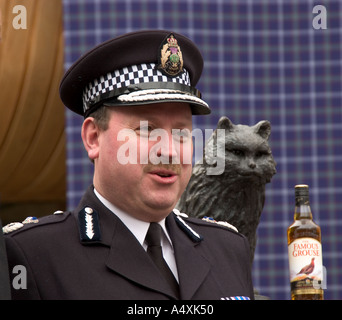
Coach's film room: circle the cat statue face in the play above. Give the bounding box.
[204,117,276,184]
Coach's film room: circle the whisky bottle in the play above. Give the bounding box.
[287,184,324,300]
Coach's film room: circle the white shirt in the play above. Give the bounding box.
[94,189,179,281]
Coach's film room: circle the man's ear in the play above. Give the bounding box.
[81,117,100,161]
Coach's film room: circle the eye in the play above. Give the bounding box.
[230,149,245,157]
[172,128,191,143]
[255,151,269,158]
[136,125,153,137]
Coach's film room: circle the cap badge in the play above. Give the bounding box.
[157,34,184,77]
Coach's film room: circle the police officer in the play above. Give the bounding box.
[0,219,10,300]
[4,30,254,300]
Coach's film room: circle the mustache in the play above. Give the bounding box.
[143,163,182,175]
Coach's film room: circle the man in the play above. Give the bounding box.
[0,219,11,300]
[4,30,254,300]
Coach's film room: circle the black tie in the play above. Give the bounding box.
[145,222,179,298]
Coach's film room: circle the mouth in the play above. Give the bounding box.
[238,169,262,177]
[147,169,179,184]
[236,171,267,184]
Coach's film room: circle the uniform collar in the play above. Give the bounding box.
[93,188,173,250]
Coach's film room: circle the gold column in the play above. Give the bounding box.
[0,0,66,224]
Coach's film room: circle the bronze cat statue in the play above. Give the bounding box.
[177,116,276,263]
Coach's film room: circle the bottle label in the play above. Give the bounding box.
[288,238,323,294]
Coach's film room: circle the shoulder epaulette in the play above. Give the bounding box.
[2,222,24,234]
[202,216,239,233]
[2,210,69,235]
[2,216,39,234]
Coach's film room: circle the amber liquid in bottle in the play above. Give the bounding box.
[287,185,324,300]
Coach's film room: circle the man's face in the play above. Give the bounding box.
[84,102,193,222]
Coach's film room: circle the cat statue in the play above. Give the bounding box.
[177,116,276,264]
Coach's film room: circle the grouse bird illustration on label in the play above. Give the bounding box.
[297,258,315,275]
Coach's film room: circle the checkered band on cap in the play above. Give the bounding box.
[82,63,191,113]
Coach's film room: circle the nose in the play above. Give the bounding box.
[150,130,179,164]
[249,162,256,169]
[157,135,178,162]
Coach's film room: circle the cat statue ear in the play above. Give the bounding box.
[217,116,271,140]
[217,116,235,131]
[254,120,271,140]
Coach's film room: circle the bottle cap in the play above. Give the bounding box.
[295,184,309,188]
[295,184,309,199]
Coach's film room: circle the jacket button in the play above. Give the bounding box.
[85,207,93,215]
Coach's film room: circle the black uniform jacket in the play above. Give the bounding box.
[4,186,254,300]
